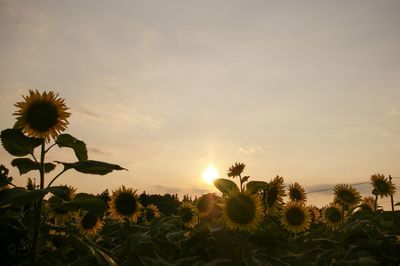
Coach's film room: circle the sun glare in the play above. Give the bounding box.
[202,165,219,184]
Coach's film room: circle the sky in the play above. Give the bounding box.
[0,0,399,207]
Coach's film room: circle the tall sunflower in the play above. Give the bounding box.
[265,175,286,214]
[288,182,307,203]
[14,90,70,141]
[322,203,342,229]
[221,191,263,231]
[142,204,161,224]
[77,211,104,235]
[196,193,222,223]
[227,162,246,178]
[109,186,142,223]
[333,183,361,207]
[280,202,311,233]
[179,202,198,228]
[371,174,396,198]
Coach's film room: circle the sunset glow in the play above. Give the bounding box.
[202,165,219,185]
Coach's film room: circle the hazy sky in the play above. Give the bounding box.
[1,0,399,207]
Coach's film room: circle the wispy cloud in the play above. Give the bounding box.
[151,184,210,196]
[236,146,263,155]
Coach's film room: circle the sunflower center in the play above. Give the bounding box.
[81,212,98,229]
[197,197,210,213]
[285,207,305,226]
[181,207,193,222]
[290,189,302,201]
[146,209,155,221]
[226,194,255,225]
[338,190,355,204]
[26,101,59,132]
[266,188,278,207]
[376,180,389,194]
[114,192,138,216]
[325,207,341,223]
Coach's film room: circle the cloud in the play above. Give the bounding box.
[386,107,400,116]
[304,182,373,196]
[236,145,263,155]
[150,184,210,196]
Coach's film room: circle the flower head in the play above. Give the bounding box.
[179,202,198,228]
[109,186,142,223]
[288,182,307,203]
[308,205,320,223]
[360,196,375,211]
[333,183,361,207]
[227,162,245,178]
[265,175,286,214]
[280,202,311,233]
[14,90,70,141]
[77,212,104,235]
[221,191,263,231]
[371,174,396,198]
[47,196,75,225]
[322,203,342,229]
[196,193,223,223]
[142,204,161,224]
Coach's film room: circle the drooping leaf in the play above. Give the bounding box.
[1,128,42,157]
[0,165,12,187]
[56,160,127,175]
[56,134,88,161]
[11,158,56,175]
[213,178,239,196]
[63,193,106,216]
[246,181,269,194]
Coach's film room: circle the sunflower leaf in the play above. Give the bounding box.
[1,128,42,157]
[213,178,239,196]
[56,134,88,161]
[11,158,56,175]
[0,187,48,207]
[63,193,106,216]
[55,160,127,175]
[246,181,269,194]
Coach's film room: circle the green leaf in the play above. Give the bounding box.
[1,128,42,157]
[56,134,88,161]
[56,160,127,175]
[0,187,47,207]
[64,193,106,216]
[213,178,239,196]
[11,158,56,175]
[246,181,268,194]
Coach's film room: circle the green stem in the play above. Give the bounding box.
[32,140,46,265]
[47,169,67,188]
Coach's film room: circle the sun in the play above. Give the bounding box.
[202,165,219,184]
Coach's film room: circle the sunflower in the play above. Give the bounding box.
[280,202,311,233]
[227,162,245,178]
[109,186,142,223]
[13,90,70,141]
[77,211,104,235]
[288,182,307,203]
[371,174,396,198]
[179,202,198,228]
[322,203,342,229]
[142,204,161,224]
[265,175,286,214]
[308,205,320,223]
[333,183,361,207]
[46,186,76,225]
[221,191,263,231]
[47,196,76,225]
[196,193,223,223]
[360,196,375,211]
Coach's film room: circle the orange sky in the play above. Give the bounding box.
[0,0,399,208]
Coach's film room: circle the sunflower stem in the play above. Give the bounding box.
[32,140,46,265]
[374,194,378,212]
[47,169,67,188]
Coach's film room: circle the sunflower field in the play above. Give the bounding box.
[1,91,400,266]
